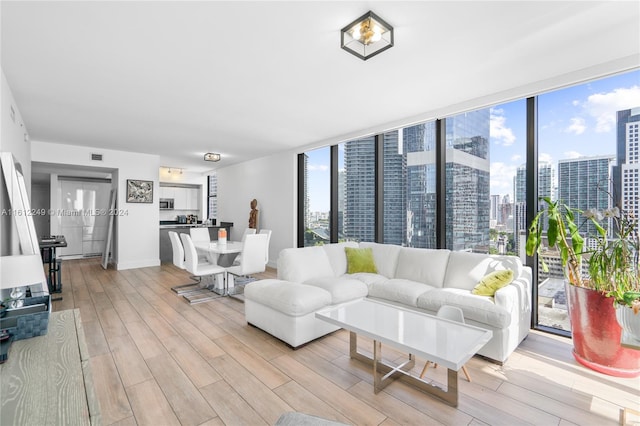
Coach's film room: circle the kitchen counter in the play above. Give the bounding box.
[159,224,221,229]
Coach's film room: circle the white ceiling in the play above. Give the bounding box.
[2,1,639,175]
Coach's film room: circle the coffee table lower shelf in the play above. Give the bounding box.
[348,331,459,406]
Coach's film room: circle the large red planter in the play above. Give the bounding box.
[566,283,640,377]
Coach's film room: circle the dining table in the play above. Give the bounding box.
[193,240,243,267]
[193,240,244,294]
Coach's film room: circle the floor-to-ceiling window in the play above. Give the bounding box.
[536,71,640,332]
[303,147,331,246]
[298,69,639,335]
[382,124,436,247]
[207,174,217,221]
[488,100,526,259]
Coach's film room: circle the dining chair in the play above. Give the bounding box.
[258,229,272,264]
[225,233,268,297]
[190,227,212,262]
[180,233,227,301]
[419,305,472,382]
[233,228,257,265]
[168,231,202,294]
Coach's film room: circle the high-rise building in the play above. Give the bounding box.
[512,162,554,252]
[404,122,437,248]
[344,137,376,242]
[445,110,490,252]
[558,155,614,237]
[383,131,406,245]
[490,194,501,224]
[344,110,491,251]
[615,107,640,224]
[343,135,407,243]
[613,108,640,209]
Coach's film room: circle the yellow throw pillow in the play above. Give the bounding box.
[345,247,378,274]
[472,270,514,296]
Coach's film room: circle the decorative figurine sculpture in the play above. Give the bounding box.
[249,198,259,229]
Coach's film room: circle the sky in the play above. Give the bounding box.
[306,70,640,212]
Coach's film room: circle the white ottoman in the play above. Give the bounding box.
[244,279,338,348]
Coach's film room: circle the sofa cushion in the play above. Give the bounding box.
[416,288,511,328]
[443,251,523,291]
[323,241,359,276]
[368,279,438,307]
[277,246,335,283]
[359,242,403,278]
[348,272,389,287]
[304,277,369,304]
[345,247,378,274]
[394,247,451,288]
[472,270,514,296]
[244,279,331,317]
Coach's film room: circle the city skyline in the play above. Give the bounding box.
[306,70,639,213]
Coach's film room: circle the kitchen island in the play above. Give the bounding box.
[159,221,233,263]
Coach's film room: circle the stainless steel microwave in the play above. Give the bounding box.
[159,198,174,210]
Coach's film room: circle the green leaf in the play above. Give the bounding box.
[547,217,558,247]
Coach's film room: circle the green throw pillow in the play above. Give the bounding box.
[345,247,378,274]
[472,270,514,296]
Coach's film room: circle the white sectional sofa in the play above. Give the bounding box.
[244,241,532,363]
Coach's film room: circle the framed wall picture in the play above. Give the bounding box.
[126,179,153,203]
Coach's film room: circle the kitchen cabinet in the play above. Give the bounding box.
[159,185,200,211]
[187,188,199,210]
[173,187,187,209]
[160,186,177,200]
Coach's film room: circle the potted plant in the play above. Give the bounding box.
[526,196,640,378]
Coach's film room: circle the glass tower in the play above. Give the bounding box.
[445,109,491,252]
[558,156,614,238]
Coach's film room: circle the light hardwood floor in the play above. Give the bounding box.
[50,258,640,426]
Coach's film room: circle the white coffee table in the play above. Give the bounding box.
[315,299,492,407]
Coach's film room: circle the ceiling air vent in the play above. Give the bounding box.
[91,153,103,161]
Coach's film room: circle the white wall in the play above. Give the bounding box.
[217,150,297,268]
[31,141,160,270]
[1,70,33,255]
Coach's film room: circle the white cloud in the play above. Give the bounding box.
[564,150,583,159]
[583,85,640,133]
[490,108,516,146]
[539,153,553,164]
[490,161,518,197]
[308,164,329,172]
[565,117,586,135]
[511,154,522,163]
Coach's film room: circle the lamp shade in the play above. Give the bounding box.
[341,11,394,61]
[0,254,46,291]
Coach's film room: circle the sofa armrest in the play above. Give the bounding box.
[494,266,532,314]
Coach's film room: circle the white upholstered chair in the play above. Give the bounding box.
[258,229,272,264]
[232,228,257,265]
[180,233,226,301]
[190,227,212,263]
[226,233,268,296]
[168,231,201,294]
[419,305,472,382]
